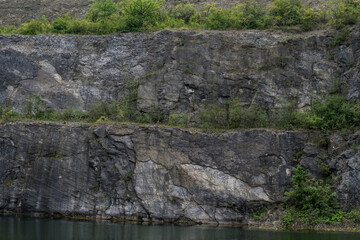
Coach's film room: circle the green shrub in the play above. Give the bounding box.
[23,94,54,120]
[282,166,342,227]
[282,208,296,228]
[203,1,268,30]
[92,18,119,34]
[347,208,360,223]
[0,106,4,118]
[235,0,268,29]
[250,206,267,221]
[333,27,351,45]
[88,100,122,122]
[300,7,320,31]
[19,15,51,35]
[119,0,165,31]
[52,13,72,34]
[200,100,268,129]
[309,95,360,130]
[267,104,305,129]
[141,105,165,124]
[328,0,360,29]
[168,112,190,127]
[168,4,198,24]
[55,108,88,121]
[200,104,229,129]
[153,13,187,29]
[86,0,119,22]
[0,106,19,121]
[268,0,303,26]
[120,79,140,121]
[0,25,17,34]
[60,18,118,35]
[65,19,90,34]
[2,0,360,35]
[204,6,235,30]
[229,103,268,128]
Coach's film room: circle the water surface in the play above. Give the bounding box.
[1,216,359,240]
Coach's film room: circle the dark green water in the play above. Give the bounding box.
[1,216,360,240]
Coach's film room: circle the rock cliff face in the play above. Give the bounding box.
[1,29,360,117]
[1,8,360,224]
[0,122,359,224]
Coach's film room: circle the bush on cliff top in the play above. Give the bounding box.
[119,0,164,31]
[18,16,51,35]
[86,0,119,22]
[327,0,360,29]
[268,0,303,26]
[1,0,360,35]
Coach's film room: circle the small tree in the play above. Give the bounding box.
[119,0,165,31]
[86,0,119,22]
[19,15,51,35]
[283,166,342,227]
[268,0,303,26]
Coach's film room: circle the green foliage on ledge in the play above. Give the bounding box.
[199,95,360,130]
[0,0,360,35]
[1,94,360,131]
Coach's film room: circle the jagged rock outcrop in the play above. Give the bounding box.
[1,28,360,117]
[0,122,359,224]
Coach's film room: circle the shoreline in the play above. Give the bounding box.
[2,211,360,233]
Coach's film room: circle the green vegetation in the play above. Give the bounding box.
[202,1,267,30]
[168,112,190,127]
[200,101,269,129]
[120,0,165,31]
[327,0,360,29]
[250,206,268,221]
[0,82,165,124]
[1,0,360,35]
[86,0,118,22]
[2,94,360,131]
[282,166,360,228]
[304,95,360,130]
[198,95,360,130]
[282,166,341,227]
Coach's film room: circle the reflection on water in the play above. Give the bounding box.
[1,216,360,240]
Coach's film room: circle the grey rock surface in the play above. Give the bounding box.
[0,0,92,26]
[0,122,357,224]
[1,29,360,118]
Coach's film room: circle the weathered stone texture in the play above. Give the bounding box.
[1,29,360,118]
[0,0,91,26]
[1,122,358,224]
